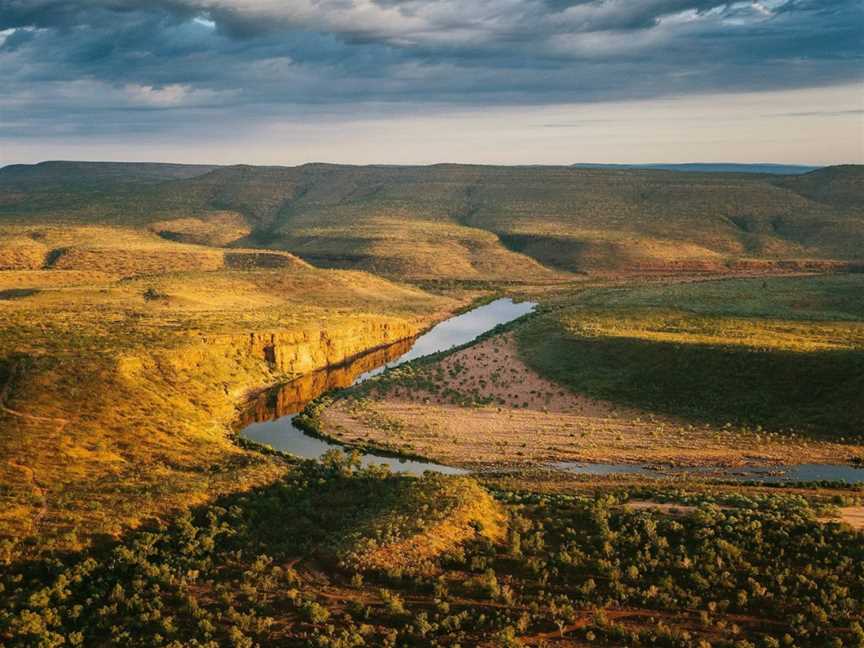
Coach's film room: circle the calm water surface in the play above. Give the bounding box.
[241,298,536,474]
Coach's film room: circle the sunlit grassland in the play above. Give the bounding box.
[0,223,316,277]
[518,275,864,437]
[268,218,565,282]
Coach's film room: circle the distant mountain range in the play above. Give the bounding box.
[570,163,821,175]
[0,160,861,278]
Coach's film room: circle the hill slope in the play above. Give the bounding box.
[0,161,861,279]
[0,160,220,187]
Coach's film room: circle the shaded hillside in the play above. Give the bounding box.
[518,275,864,437]
[774,165,864,209]
[1,161,862,278]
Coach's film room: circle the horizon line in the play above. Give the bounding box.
[2,159,849,171]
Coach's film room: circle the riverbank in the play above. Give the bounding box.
[240,298,537,472]
[309,275,864,476]
[318,330,862,470]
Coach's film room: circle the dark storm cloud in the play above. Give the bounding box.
[1,0,862,137]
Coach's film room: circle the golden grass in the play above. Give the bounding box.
[0,270,118,289]
[0,224,320,279]
[276,218,568,282]
[148,211,251,246]
[500,227,730,272]
[0,225,226,276]
[338,476,505,574]
[560,309,864,352]
[0,237,48,270]
[519,275,864,436]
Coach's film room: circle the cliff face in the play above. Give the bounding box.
[0,244,459,555]
[236,337,414,427]
[0,312,435,551]
[238,317,419,376]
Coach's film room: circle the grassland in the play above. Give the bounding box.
[518,275,864,437]
[1,161,863,645]
[0,254,468,557]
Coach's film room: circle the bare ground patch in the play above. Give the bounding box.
[821,506,864,531]
[623,501,699,515]
[319,333,857,469]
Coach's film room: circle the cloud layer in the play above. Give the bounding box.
[1,0,862,153]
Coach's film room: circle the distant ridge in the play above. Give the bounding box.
[0,160,222,186]
[570,162,821,175]
[1,161,825,176]
[1,160,861,278]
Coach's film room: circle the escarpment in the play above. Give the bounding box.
[0,229,458,553]
[240,317,419,375]
[236,337,415,426]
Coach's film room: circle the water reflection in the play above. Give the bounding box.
[236,338,414,428]
[356,298,536,381]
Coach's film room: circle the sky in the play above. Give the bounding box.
[1,0,862,166]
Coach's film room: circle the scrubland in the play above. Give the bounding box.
[2,454,862,647]
[3,162,863,280]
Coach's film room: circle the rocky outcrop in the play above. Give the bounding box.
[237,319,418,375]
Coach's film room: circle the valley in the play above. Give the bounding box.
[0,161,862,647]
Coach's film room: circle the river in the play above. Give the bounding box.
[240,297,536,474]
